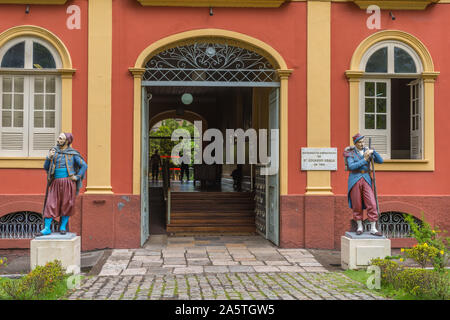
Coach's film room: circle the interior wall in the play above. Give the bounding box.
[391,78,413,159]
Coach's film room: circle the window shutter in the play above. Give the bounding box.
[409,79,422,159]
[360,79,390,159]
[29,76,60,157]
[0,75,28,156]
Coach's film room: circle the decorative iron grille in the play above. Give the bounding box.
[363,211,422,238]
[0,211,59,239]
[144,43,278,83]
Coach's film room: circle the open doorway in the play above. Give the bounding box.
[143,85,280,242]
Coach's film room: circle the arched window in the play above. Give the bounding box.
[359,41,423,160]
[0,37,62,157]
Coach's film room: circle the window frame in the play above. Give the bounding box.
[0,36,62,70]
[0,37,62,158]
[345,30,438,172]
[0,26,74,168]
[358,41,424,162]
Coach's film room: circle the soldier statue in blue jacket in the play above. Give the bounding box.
[344,133,383,236]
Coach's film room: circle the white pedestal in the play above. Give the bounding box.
[30,233,81,274]
[341,232,391,270]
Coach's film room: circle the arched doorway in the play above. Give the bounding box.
[130,29,292,246]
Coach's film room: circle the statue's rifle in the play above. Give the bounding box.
[41,147,56,233]
[368,138,381,224]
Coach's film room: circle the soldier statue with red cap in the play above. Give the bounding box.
[343,133,383,236]
[36,132,87,237]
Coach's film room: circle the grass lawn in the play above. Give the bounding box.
[344,269,450,300]
[0,275,71,300]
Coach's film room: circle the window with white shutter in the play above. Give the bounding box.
[0,37,61,157]
[359,41,423,160]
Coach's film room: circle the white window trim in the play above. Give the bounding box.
[359,40,423,75]
[0,36,62,69]
[359,41,425,161]
[0,37,62,158]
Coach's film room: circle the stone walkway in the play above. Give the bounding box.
[66,235,387,300]
[98,235,327,276]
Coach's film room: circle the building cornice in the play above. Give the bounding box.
[352,0,440,10]
[0,0,67,4]
[136,0,288,7]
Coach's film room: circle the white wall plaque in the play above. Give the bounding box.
[301,148,337,171]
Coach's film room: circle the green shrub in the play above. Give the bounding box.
[0,260,65,300]
[371,258,450,299]
[403,243,440,268]
[404,214,449,271]
[395,268,449,299]
[371,258,403,285]
[0,257,7,268]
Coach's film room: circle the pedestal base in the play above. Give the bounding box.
[341,232,391,270]
[30,233,80,274]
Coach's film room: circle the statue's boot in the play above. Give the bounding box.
[370,221,382,236]
[356,220,363,235]
[36,218,53,237]
[60,216,69,235]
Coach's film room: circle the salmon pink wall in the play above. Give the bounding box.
[330,3,450,196]
[111,0,307,194]
[0,0,88,195]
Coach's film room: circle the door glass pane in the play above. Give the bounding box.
[35,95,44,110]
[365,82,375,96]
[365,98,374,112]
[376,115,386,129]
[46,78,55,93]
[365,47,388,73]
[2,111,11,127]
[45,111,55,128]
[46,95,55,110]
[33,42,56,69]
[376,99,386,113]
[3,94,12,109]
[14,94,23,110]
[365,114,375,129]
[34,111,44,128]
[376,82,386,97]
[35,78,44,93]
[14,77,24,93]
[2,77,12,92]
[13,111,23,127]
[394,47,417,73]
[1,42,25,68]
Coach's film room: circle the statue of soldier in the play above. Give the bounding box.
[36,133,87,236]
[344,133,383,236]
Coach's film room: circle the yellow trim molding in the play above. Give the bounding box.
[352,0,440,10]
[131,29,290,195]
[0,25,74,169]
[346,30,439,171]
[306,1,333,195]
[137,0,287,7]
[85,0,113,194]
[0,0,67,4]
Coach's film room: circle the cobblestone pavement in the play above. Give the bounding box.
[66,235,386,300]
[67,272,385,300]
